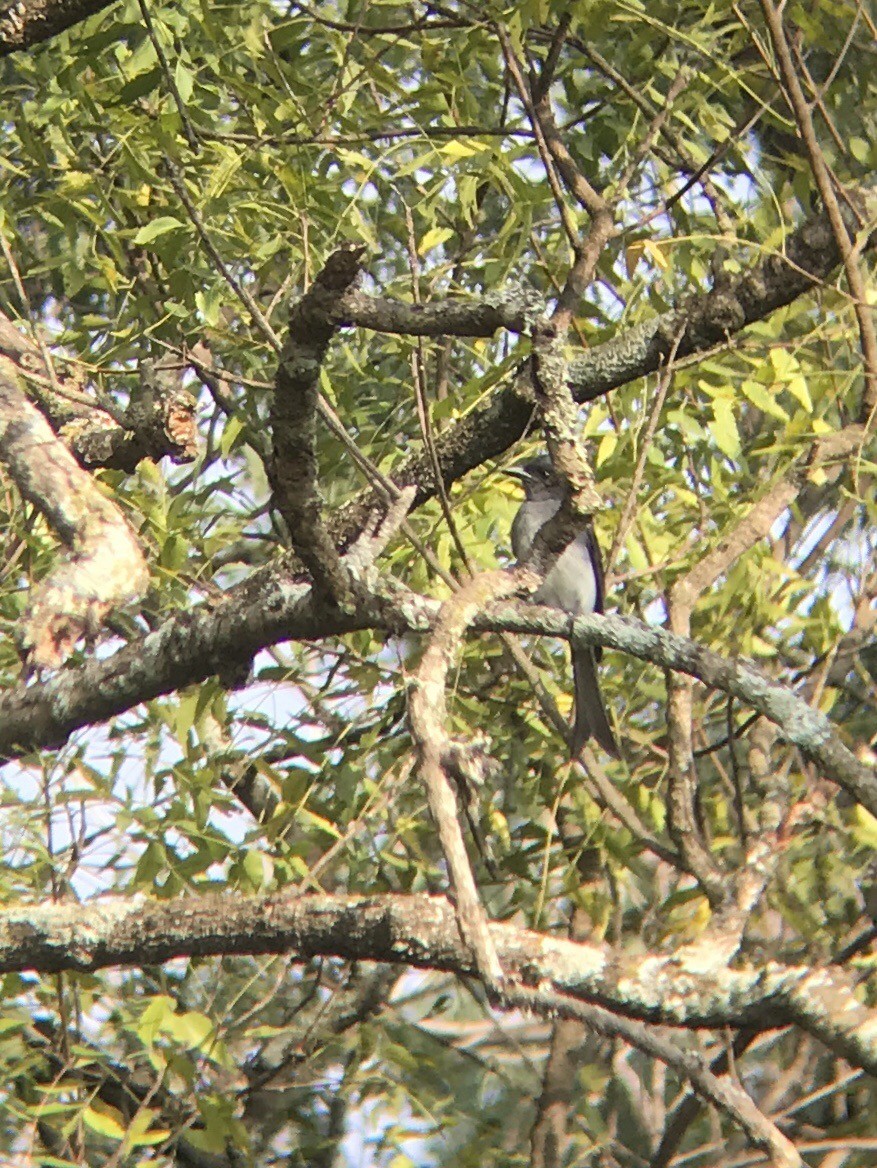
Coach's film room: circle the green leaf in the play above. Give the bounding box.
[162,1009,215,1051]
[740,379,789,421]
[195,285,222,327]
[849,136,871,164]
[83,1104,126,1140]
[439,139,483,160]
[219,413,245,455]
[418,226,454,254]
[784,375,812,410]
[137,995,177,1046]
[241,848,273,890]
[851,806,877,850]
[184,1127,228,1155]
[126,1107,171,1147]
[710,399,740,459]
[133,216,186,244]
[595,431,617,467]
[298,808,341,839]
[174,59,194,103]
[115,66,162,103]
[204,144,243,201]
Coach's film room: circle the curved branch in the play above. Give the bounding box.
[330,189,877,540]
[0,580,871,814]
[1,889,874,1078]
[0,368,149,668]
[270,244,367,606]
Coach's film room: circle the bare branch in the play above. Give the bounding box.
[758,0,877,417]
[666,665,728,907]
[1,889,875,1077]
[269,244,367,607]
[499,26,613,329]
[0,368,148,669]
[329,285,534,336]
[409,571,519,989]
[343,484,417,576]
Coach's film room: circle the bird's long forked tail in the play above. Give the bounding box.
[571,647,619,758]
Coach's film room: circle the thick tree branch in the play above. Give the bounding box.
[0,0,115,56]
[328,285,534,336]
[269,244,367,607]
[329,190,877,540]
[0,580,872,817]
[0,313,197,471]
[1,890,875,1077]
[0,368,149,668]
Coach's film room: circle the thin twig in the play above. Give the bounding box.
[137,0,198,149]
[498,28,581,250]
[507,983,803,1168]
[758,0,877,419]
[606,331,683,577]
[403,205,472,577]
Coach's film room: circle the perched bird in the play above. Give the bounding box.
[508,456,619,758]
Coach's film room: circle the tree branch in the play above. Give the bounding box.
[329,190,877,540]
[510,981,803,1168]
[0,368,149,669]
[0,0,116,56]
[0,585,872,816]
[0,312,197,471]
[758,0,877,416]
[328,285,534,336]
[409,571,518,989]
[1,890,875,1077]
[269,244,367,607]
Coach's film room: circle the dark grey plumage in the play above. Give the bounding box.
[509,456,619,758]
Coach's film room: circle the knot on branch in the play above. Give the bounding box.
[313,242,369,292]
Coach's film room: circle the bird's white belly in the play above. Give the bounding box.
[511,500,598,616]
[535,538,597,616]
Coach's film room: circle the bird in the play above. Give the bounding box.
[508,455,619,758]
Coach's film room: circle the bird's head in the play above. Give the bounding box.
[505,455,561,501]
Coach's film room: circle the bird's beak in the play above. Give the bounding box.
[504,465,530,483]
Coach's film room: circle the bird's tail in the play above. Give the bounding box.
[572,648,619,758]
